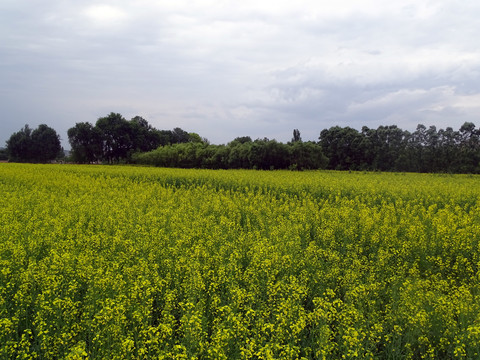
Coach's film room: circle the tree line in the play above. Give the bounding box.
[131,121,480,173]
[319,123,480,173]
[66,112,201,164]
[66,112,327,170]
[3,111,480,173]
[132,137,328,170]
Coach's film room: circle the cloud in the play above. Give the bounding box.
[82,4,128,24]
[1,1,480,147]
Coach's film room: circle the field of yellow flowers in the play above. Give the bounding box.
[1,163,480,359]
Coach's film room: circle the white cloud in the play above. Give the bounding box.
[82,5,128,24]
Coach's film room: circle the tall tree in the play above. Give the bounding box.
[373,125,408,171]
[6,124,61,163]
[129,116,162,152]
[249,139,290,170]
[437,127,459,172]
[171,127,190,144]
[292,129,302,143]
[227,141,252,169]
[96,113,132,163]
[457,122,480,172]
[289,141,327,170]
[6,125,33,162]
[31,124,63,163]
[319,126,364,170]
[0,148,7,161]
[68,122,102,163]
[157,130,173,146]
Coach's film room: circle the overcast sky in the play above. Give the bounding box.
[2,0,480,148]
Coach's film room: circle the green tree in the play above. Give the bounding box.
[319,126,364,170]
[289,141,328,170]
[188,132,204,144]
[96,113,133,163]
[6,125,33,162]
[157,130,174,146]
[457,122,480,172]
[67,122,102,163]
[0,148,7,161]
[437,127,459,172]
[129,116,163,153]
[371,125,408,171]
[292,129,302,143]
[6,124,61,163]
[249,139,290,170]
[231,136,252,145]
[31,124,63,162]
[171,127,190,144]
[227,141,252,169]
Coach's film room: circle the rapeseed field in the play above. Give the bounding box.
[1,163,479,359]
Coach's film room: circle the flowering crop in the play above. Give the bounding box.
[1,164,480,359]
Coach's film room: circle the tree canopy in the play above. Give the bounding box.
[6,124,62,163]
[318,122,480,173]
[67,113,196,163]
[0,148,7,161]
[133,138,328,170]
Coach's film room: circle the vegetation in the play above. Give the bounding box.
[1,163,480,359]
[4,111,480,172]
[0,148,7,161]
[133,122,480,173]
[319,123,480,173]
[132,138,328,170]
[67,113,199,164]
[5,124,62,163]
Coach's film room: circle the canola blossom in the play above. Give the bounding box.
[1,163,480,359]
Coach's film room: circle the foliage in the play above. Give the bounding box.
[61,111,479,173]
[1,164,480,359]
[292,129,302,143]
[67,122,102,163]
[319,126,364,170]
[0,148,7,161]
[133,140,328,170]
[67,113,196,164]
[319,123,480,173]
[96,113,135,163]
[6,124,62,163]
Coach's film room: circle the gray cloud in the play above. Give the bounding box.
[1,1,480,148]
